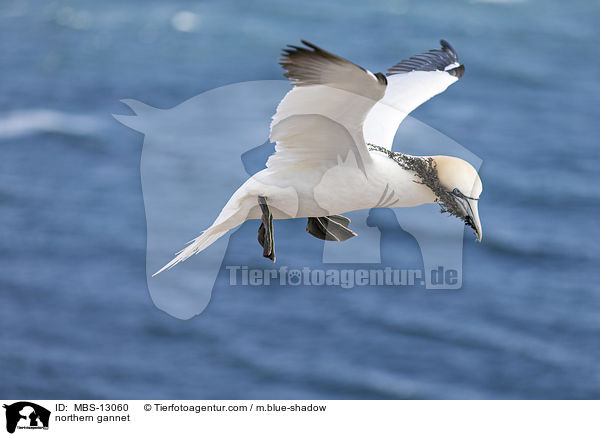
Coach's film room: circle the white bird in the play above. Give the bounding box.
[154,39,482,275]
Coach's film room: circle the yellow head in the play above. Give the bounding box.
[432,156,483,242]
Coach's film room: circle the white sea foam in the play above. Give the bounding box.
[0,109,104,139]
[171,11,200,33]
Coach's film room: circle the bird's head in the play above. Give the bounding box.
[431,155,483,242]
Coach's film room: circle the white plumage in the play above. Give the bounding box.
[154,39,482,275]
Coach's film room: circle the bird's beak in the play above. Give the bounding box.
[455,196,482,242]
[468,199,482,242]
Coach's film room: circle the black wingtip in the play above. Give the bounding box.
[440,39,458,57]
[387,39,463,77]
[281,41,320,59]
[300,40,319,51]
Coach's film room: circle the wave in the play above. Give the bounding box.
[0,109,105,139]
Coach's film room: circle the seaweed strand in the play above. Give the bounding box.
[367,143,468,222]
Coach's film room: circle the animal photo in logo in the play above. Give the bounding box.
[115,66,481,319]
[3,402,50,433]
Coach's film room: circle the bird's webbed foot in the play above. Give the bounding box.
[306,215,357,241]
[257,196,275,262]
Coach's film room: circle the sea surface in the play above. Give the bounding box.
[1,0,599,399]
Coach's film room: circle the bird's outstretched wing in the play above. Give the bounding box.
[267,41,387,172]
[363,40,465,151]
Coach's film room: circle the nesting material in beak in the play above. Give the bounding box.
[451,191,482,242]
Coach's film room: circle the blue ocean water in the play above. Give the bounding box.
[1,0,599,399]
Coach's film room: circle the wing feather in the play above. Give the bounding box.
[364,40,465,151]
[268,41,387,171]
[387,39,465,78]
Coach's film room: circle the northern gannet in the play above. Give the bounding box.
[154,40,482,275]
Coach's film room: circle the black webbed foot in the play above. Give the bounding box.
[306,215,357,241]
[257,196,275,262]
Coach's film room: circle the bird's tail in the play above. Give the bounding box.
[152,226,230,276]
[152,191,253,276]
